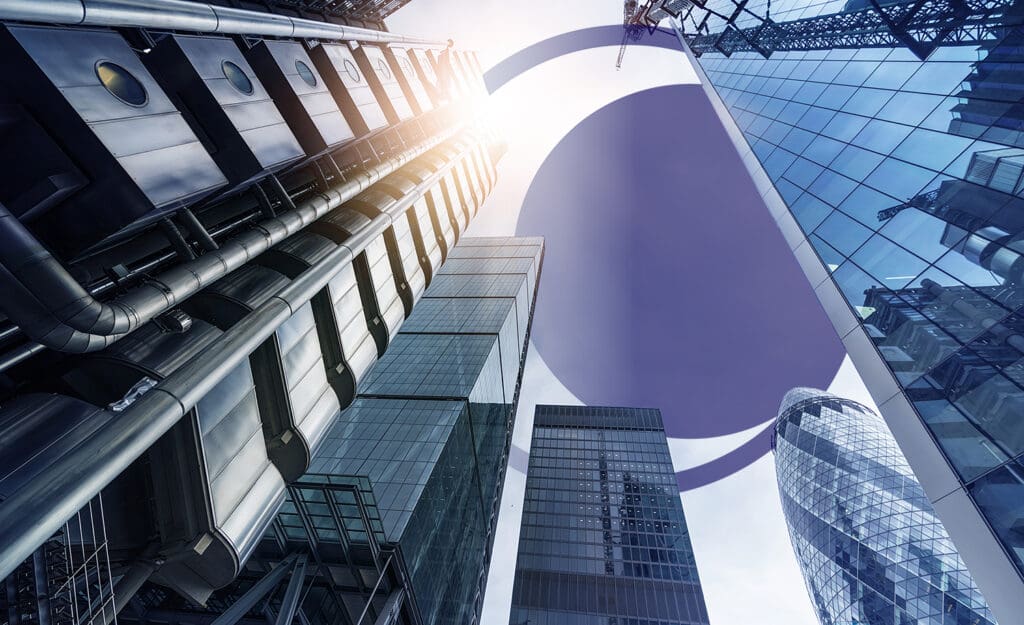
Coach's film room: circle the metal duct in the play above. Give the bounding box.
[309,42,390,137]
[0,127,458,354]
[0,0,442,46]
[0,132,500,583]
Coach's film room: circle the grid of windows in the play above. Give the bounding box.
[510,405,709,625]
[301,236,542,625]
[692,13,1024,581]
[774,388,995,624]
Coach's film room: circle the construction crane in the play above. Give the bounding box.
[681,0,1024,61]
[617,0,694,68]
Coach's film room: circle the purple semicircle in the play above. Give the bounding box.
[514,84,844,480]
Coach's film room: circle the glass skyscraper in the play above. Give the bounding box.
[675,1,1024,619]
[300,236,543,625]
[509,405,709,625]
[774,387,995,625]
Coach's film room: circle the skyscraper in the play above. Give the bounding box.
[509,405,710,625]
[673,1,1024,618]
[118,236,542,625]
[0,4,509,624]
[774,387,995,625]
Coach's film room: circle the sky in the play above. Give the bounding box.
[388,3,876,623]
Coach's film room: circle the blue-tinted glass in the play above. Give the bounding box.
[794,81,827,103]
[837,184,898,228]
[815,210,872,255]
[851,235,927,289]
[862,61,920,90]
[892,128,973,172]
[853,119,913,153]
[797,105,836,132]
[840,87,894,116]
[831,145,884,179]
[876,91,944,126]
[833,60,878,86]
[774,390,995,625]
[902,62,975,95]
[510,406,710,624]
[864,159,937,199]
[815,84,858,109]
[802,134,845,165]
[691,14,1024,589]
[808,169,858,206]
[792,193,833,232]
[821,111,868,141]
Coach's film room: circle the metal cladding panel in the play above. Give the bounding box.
[0,25,227,254]
[365,234,404,340]
[393,211,426,304]
[361,45,415,121]
[195,357,286,558]
[353,188,398,217]
[315,43,389,133]
[413,198,443,272]
[0,394,116,501]
[320,205,373,236]
[327,263,378,385]
[160,34,304,176]
[273,302,340,463]
[460,156,484,214]
[199,264,291,316]
[69,318,286,588]
[429,182,458,246]
[443,171,471,230]
[390,47,434,112]
[252,40,355,153]
[454,51,483,93]
[447,50,473,97]
[473,144,496,192]
[411,48,439,85]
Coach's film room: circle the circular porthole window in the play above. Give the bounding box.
[222,60,254,95]
[96,61,147,106]
[295,60,317,87]
[343,59,361,83]
[376,59,392,80]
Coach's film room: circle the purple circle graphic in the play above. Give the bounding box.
[514,85,844,480]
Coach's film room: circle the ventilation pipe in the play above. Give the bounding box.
[0,127,458,354]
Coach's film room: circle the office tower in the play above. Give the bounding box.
[510,405,710,625]
[774,388,995,625]
[119,236,542,625]
[671,1,1024,619]
[0,3,506,625]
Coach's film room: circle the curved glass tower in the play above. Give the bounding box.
[773,387,995,625]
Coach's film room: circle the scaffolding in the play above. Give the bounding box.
[618,0,694,67]
[119,476,413,625]
[682,0,1024,60]
[1,497,116,625]
[255,0,411,25]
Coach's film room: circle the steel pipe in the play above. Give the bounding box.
[0,133,496,582]
[0,0,442,46]
[0,126,457,354]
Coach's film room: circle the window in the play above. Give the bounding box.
[222,60,254,95]
[295,60,317,87]
[343,59,361,82]
[95,61,147,106]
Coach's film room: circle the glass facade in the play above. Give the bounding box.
[681,1,1024,614]
[509,405,709,625]
[306,236,543,625]
[774,388,995,625]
